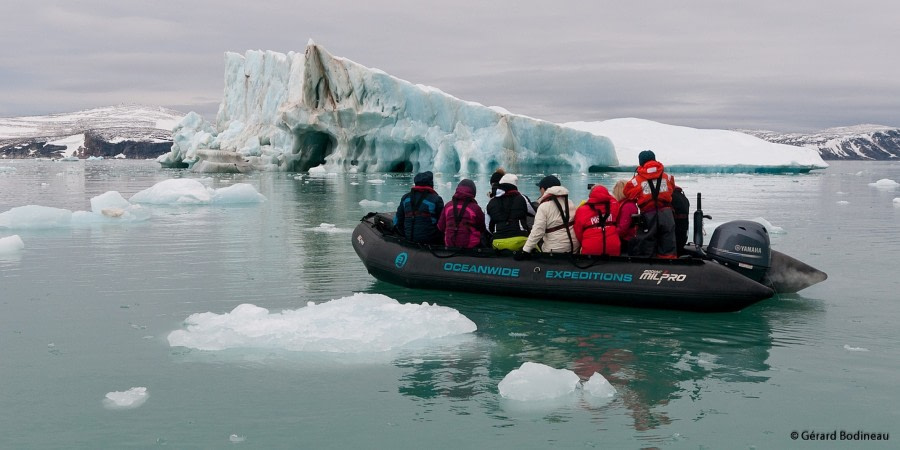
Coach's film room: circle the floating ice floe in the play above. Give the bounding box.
[129,179,266,204]
[366,179,386,185]
[102,387,149,410]
[703,216,784,237]
[0,205,72,229]
[0,191,151,229]
[868,178,899,189]
[498,362,581,401]
[0,235,25,254]
[359,199,394,208]
[843,345,870,352]
[167,293,477,353]
[0,166,16,173]
[893,198,900,205]
[836,200,850,205]
[583,372,617,399]
[307,165,337,177]
[498,362,617,403]
[76,191,151,223]
[749,217,785,234]
[309,223,352,234]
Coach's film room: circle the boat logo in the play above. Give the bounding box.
[356,235,365,246]
[395,252,409,269]
[734,244,762,254]
[639,269,687,285]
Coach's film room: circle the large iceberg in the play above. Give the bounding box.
[158,41,616,174]
[159,40,826,174]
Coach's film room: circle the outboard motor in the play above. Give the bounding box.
[706,220,771,282]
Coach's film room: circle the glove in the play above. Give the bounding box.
[513,250,532,261]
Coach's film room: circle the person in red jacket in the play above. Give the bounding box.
[624,150,678,258]
[573,184,621,256]
[438,179,487,248]
[572,184,621,256]
[612,179,639,254]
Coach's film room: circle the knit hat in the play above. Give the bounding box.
[413,171,434,187]
[457,178,476,196]
[536,175,561,190]
[498,173,518,187]
[638,150,656,166]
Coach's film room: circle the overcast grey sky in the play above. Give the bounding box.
[2,0,898,132]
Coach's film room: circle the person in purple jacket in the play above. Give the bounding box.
[438,179,487,248]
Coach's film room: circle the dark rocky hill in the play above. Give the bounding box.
[0,105,184,159]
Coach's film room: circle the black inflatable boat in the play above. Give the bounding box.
[351,200,826,312]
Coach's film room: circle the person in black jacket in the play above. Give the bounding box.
[393,171,444,244]
[485,173,530,250]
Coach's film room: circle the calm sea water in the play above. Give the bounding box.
[1,159,897,449]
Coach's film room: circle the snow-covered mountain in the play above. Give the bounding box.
[0,105,184,159]
[741,125,900,160]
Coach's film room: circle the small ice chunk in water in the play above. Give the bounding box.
[211,183,266,204]
[229,434,246,443]
[167,293,476,353]
[359,199,385,208]
[310,223,351,233]
[583,372,617,398]
[129,179,265,204]
[0,235,25,254]
[869,178,899,189]
[307,165,338,177]
[749,217,785,234]
[0,205,72,229]
[843,345,870,352]
[130,179,212,204]
[498,362,580,401]
[91,191,132,212]
[103,387,149,409]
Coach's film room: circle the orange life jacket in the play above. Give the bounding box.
[625,160,676,210]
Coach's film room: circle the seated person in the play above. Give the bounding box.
[522,175,580,254]
[487,168,506,200]
[393,171,444,244]
[438,179,487,248]
[612,179,639,254]
[486,174,530,251]
[487,168,536,228]
[573,184,621,256]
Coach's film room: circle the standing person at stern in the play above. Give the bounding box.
[625,150,678,258]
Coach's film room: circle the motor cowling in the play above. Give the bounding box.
[706,220,771,282]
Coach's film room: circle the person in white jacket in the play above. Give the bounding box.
[521,175,580,254]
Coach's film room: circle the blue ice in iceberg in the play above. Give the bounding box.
[158,41,827,174]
